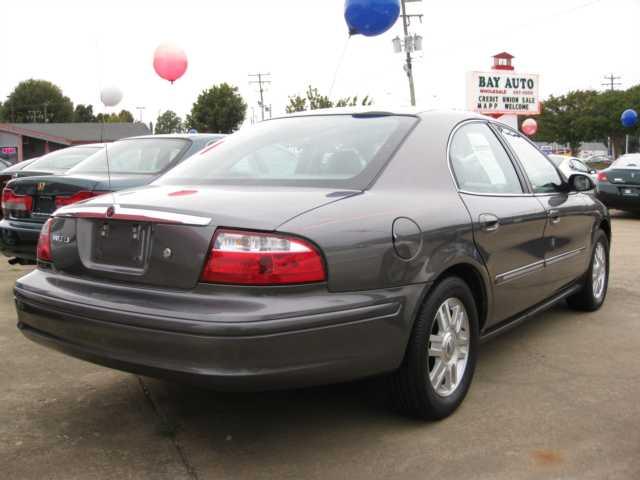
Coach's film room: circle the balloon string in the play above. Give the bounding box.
[329,36,351,99]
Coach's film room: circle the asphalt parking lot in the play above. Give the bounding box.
[2,211,639,480]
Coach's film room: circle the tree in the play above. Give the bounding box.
[285,85,373,113]
[0,79,73,123]
[95,109,135,123]
[73,104,96,122]
[155,110,183,134]
[186,83,247,133]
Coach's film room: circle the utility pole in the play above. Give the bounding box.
[393,0,422,106]
[136,106,146,123]
[601,74,622,157]
[249,73,271,121]
[602,73,622,91]
[401,0,415,106]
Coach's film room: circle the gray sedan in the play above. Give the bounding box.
[14,109,610,420]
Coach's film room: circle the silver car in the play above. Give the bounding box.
[548,155,597,183]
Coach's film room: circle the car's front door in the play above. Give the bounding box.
[449,121,549,326]
[497,126,592,295]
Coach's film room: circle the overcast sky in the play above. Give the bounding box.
[2,0,638,126]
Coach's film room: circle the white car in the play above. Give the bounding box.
[548,155,598,183]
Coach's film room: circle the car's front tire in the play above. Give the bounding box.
[390,276,479,420]
[567,229,610,311]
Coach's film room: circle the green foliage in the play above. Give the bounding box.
[73,104,96,122]
[155,110,183,134]
[535,86,640,156]
[95,110,135,123]
[286,85,374,113]
[186,83,247,134]
[0,79,73,122]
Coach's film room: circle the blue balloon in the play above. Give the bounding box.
[621,109,638,128]
[345,0,401,37]
[188,128,198,134]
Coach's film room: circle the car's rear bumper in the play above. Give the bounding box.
[0,218,42,261]
[15,269,426,390]
[597,185,640,211]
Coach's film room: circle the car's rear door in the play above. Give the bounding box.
[449,121,549,325]
[496,126,592,295]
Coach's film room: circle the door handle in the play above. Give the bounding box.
[548,209,561,224]
[478,213,500,232]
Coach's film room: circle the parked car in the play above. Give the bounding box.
[595,153,640,212]
[0,133,224,263]
[548,154,597,182]
[585,154,612,167]
[10,144,106,179]
[14,109,610,420]
[0,158,40,219]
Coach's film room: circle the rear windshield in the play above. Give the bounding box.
[155,114,417,189]
[25,146,102,171]
[613,155,640,168]
[67,138,189,175]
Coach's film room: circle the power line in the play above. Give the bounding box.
[249,73,271,121]
[602,73,622,91]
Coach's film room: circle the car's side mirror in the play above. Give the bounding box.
[589,169,597,175]
[568,173,595,192]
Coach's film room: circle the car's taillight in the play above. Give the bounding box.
[54,190,107,208]
[36,218,53,262]
[200,229,326,285]
[2,187,32,213]
[597,171,608,183]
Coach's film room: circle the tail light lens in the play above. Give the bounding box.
[55,190,107,208]
[36,218,53,262]
[597,171,608,183]
[2,187,32,214]
[200,229,326,285]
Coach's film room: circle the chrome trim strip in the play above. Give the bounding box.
[495,260,545,285]
[55,205,212,226]
[545,247,586,266]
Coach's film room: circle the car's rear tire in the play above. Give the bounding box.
[567,229,609,311]
[390,276,479,420]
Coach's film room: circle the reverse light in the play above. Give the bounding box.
[2,187,32,214]
[36,218,53,262]
[200,229,326,285]
[597,171,608,183]
[54,191,107,208]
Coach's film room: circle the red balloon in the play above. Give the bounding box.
[153,43,188,83]
[522,118,538,136]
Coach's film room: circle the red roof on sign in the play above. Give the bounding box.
[493,52,514,59]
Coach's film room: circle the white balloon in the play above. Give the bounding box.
[100,86,123,107]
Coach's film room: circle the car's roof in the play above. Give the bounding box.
[123,133,225,141]
[73,143,107,148]
[272,107,486,122]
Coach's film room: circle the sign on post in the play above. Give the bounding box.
[466,71,540,115]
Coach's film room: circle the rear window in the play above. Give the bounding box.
[613,155,640,168]
[67,138,189,175]
[25,146,102,171]
[155,114,417,189]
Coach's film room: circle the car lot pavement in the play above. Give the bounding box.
[1,212,639,479]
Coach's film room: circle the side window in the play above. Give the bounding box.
[570,159,589,173]
[499,127,563,193]
[450,122,523,194]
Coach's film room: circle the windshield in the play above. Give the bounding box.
[67,138,189,175]
[156,115,417,189]
[613,155,640,168]
[25,146,102,171]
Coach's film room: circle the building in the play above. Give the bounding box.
[0,122,151,163]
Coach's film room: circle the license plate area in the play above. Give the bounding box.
[33,195,56,214]
[91,220,151,271]
[621,188,639,197]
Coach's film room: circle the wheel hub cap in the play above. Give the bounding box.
[592,242,607,301]
[428,297,470,397]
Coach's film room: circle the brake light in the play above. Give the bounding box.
[200,229,326,285]
[597,171,608,183]
[54,191,107,208]
[36,218,53,262]
[2,187,32,213]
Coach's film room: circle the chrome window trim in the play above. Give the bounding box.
[446,119,533,198]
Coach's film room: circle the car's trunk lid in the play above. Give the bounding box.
[607,168,640,186]
[50,185,359,289]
